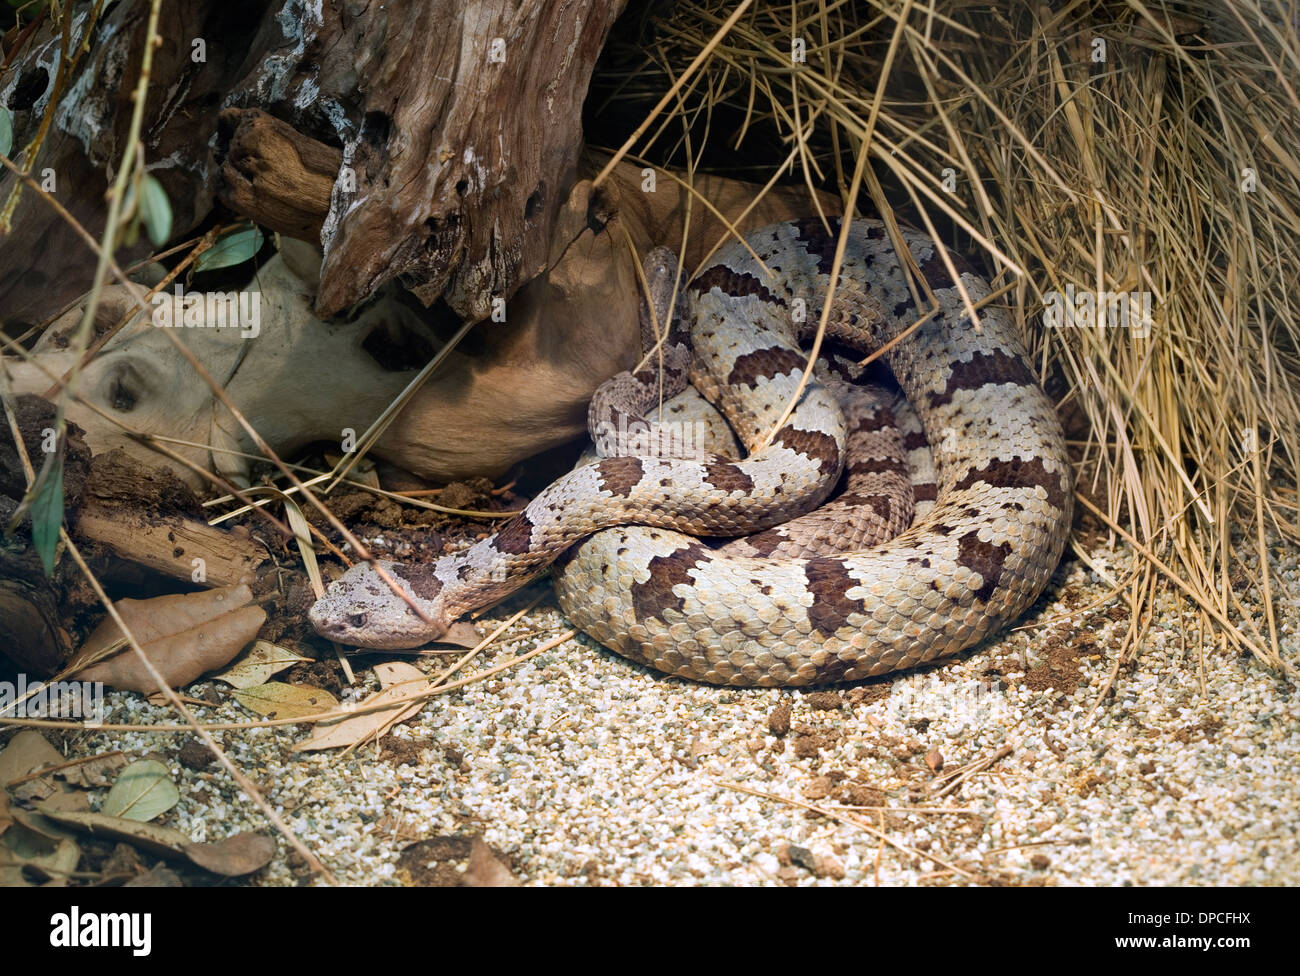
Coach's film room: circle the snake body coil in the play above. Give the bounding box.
[310,218,1072,686]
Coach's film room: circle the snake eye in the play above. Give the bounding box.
[348,612,368,628]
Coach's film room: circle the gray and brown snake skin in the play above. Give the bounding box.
[310,218,1073,686]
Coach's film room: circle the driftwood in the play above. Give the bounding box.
[3,3,836,489]
[308,0,630,319]
[0,0,627,325]
[75,452,267,587]
[215,109,340,243]
[217,106,841,286]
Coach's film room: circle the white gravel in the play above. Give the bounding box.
[65,537,1300,885]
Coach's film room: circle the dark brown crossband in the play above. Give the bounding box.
[595,456,645,498]
[691,265,787,306]
[630,542,714,620]
[953,455,1069,512]
[929,349,1035,407]
[804,556,865,635]
[726,346,806,387]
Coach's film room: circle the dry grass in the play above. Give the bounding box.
[592,0,1300,677]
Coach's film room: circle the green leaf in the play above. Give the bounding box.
[0,106,12,158]
[101,759,179,822]
[138,172,172,247]
[27,450,64,576]
[195,224,264,273]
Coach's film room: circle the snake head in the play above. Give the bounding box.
[308,559,452,649]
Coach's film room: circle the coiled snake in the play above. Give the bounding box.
[310,218,1072,686]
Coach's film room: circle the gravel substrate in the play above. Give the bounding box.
[57,538,1300,885]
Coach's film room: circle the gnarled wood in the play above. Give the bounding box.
[0,0,627,326]
[215,108,339,242]
[313,0,629,319]
[74,452,267,588]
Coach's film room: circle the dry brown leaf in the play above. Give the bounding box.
[70,583,266,693]
[294,661,429,752]
[0,732,88,810]
[436,621,484,649]
[36,807,192,858]
[232,682,339,718]
[211,640,309,689]
[37,791,91,814]
[38,806,273,877]
[464,836,520,887]
[394,834,519,886]
[182,832,275,876]
[0,812,80,887]
[56,752,128,789]
[0,729,62,786]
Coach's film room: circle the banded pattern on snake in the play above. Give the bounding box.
[310,218,1072,687]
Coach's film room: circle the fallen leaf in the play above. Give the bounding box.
[0,729,62,787]
[0,790,11,839]
[26,449,65,575]
[57,752,128,789]
[282,496,324,599]
[0,814,80,887]
[36,808,191,858]
[182,832,275,876]
[37,790,91,814]
[100,842,145,881]
[145,692,209,707]
[9,806,74,842]
[37,807,272,877]
[70,583,266,693]
[195,223,264,272]
[138,172,173,247]
[464,836,520,887]
[102,760,179,822]
[436,621,484,649]
[0,732,96,812]
[9,777,57,804]
[294,662,428,752]
[233,682,339,719]
[210,640,309,689]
